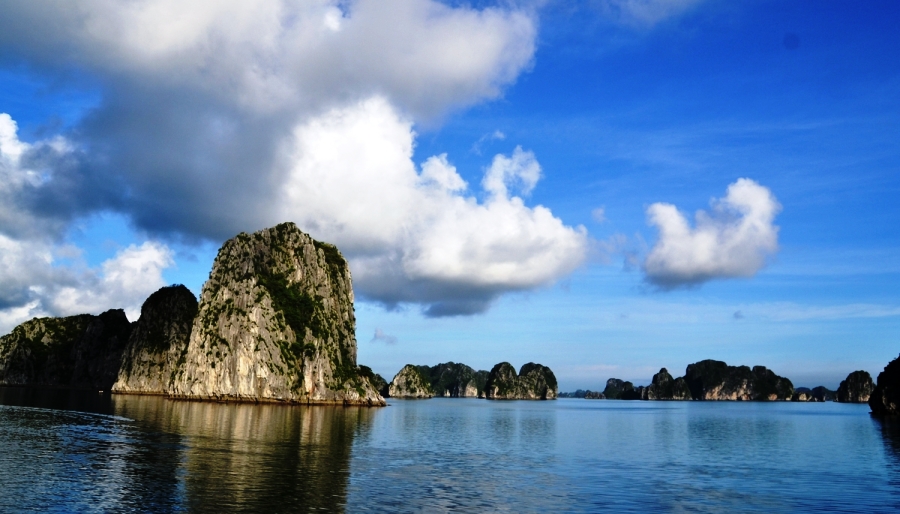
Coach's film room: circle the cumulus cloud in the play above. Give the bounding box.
[0,117,174,333]
[0,1,588,317]
[643,178,780,288]
[280,98,588,315]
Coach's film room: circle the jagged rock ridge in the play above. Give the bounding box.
[167,223,383,405]
[643,368,691,400]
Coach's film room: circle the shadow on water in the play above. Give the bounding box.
[0,387,369,513]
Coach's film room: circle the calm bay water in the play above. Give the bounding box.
[1,388,899,513]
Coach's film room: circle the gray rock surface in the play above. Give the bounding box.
[388,365,434,398]
[836,370,874,403]
[112,285,198,394]
[167,223,384,405]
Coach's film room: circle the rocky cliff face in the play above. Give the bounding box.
[836,370,874,403]
[388,365,434,398]
[484,362,558,400]
[428,362,488,398]
[112,285,198,394]
[0,310,132,390]
[870,355,900,416]
[167,223,384,405]
[684,360,793,401]
[643,368,691,400]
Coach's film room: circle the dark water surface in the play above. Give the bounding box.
[1,388,899,513]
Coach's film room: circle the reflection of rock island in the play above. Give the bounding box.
[385,361,557,400]
[111,394,366,511]
[0,223,384,406]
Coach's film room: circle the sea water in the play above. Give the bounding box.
[1,388,898,513]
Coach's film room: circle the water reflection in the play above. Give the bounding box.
[0,388,367,513]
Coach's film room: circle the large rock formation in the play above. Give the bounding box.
[388,365,434,398]
[683,360,793,401]
[428,362,488,398]
[112,285,198,394]
[167,223,384,405]
[603,378,641,400]
[836,370,874,403]
[0,310,132,390]
[643,368,691,400]
[870,355,900,416]
[484,362,558,400]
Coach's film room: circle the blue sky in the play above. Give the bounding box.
[0,1,897,390]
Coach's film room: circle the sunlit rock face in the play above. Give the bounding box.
[427,362,488,398]
[112,285,198,394]
[388,365,434,398]
[484,362,558,400]
[167,223,384,406]
[683,360,793,401]
[0,310,132,390]
[836,370,874,403]
[870,355,900,416]
[643,368,691,400]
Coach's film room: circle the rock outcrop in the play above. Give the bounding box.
[603,378,641,400]
[643,368,692,400]
[870,355,900,416]
[484,362,558,400]
[0,310,132,390]
[388,365,434,398]
[362,367,389,398]
[683,360,793,401]
[112,285,198,394]
[836,370,874,403]
[167,223,384,405]
[427,362,488,398]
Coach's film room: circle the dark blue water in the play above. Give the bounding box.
[1,389,898,513]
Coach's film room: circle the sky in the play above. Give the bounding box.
[0,0,898,391]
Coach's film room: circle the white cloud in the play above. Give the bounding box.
[0,0,535,120]
[591,207,607,223]
[596,0,707,26]
[370,329,398,345]
[0,2,587,317]
[279,97,588,315]
[643,178,781,287]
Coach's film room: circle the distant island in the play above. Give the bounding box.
[383,361,558,400]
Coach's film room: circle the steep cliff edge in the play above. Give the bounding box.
[167,222,384,405]
[112,285,198,394]
[684,360,793,401]
[0,310,131,389]
[870,355,900,416]
[836,370,874,403]
[388,365,434,398]
[484,362,558,400]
